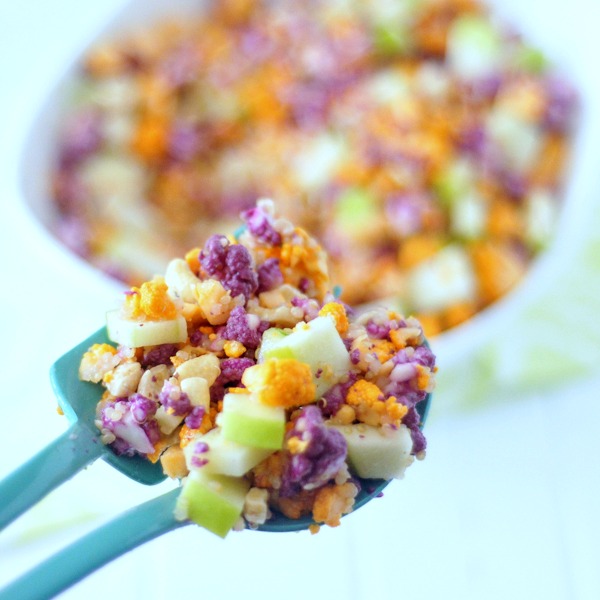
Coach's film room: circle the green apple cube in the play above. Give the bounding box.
[258,328,294,360]
[331,423,414,480]
[334,187,378,236]
[259,316,350,397]
[405,245,477,314]
[184,428,273,477]
[218,392,285,450]
[447,14,502,80]
[106,309,187,348]
[177,471,250,538]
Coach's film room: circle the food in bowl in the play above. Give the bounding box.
[78,200,435,536]
[53,0,577,336]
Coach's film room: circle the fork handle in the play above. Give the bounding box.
[0,421,102,531]
[0,487,184,600]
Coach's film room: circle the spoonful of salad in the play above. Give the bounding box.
[0,200,434,596]
[78,198,434,534]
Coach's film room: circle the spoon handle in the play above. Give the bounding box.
[0,488,184,600]
[0,421,103,531]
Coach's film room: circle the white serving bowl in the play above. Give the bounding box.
[16,0,600,374]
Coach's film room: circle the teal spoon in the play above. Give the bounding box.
[0,328,431,599]
[0,328,166,532]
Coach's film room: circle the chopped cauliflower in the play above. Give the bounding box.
[76,200,435,536]
[346,380,408,427]
[318,302,349,335]
[241,358,316,408]
[312,482,358,527]
[124,277,178,320]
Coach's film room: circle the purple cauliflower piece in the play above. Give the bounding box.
[200,235,258,300]
[318,373,358,418]
[280,405,347,496]
[210,357,256,402]
[185,406,206,429]
[393,346,436,369]
[402,406,427,455]
[384,345,436,408]
[385,193,429,237]
[159,380,192,416]
[59,110,103,167]
[160,42,200,88]
[365,320,391,340]
[188,440,210,468]
[543,76,577,132]
[241,204,282,245]
[457,124,487,158]
[141,344,178,368]
[167,121,203,162]
[221,306,267,349]
[290,296,320,321]
[99,398,159,456]
[257,258,284,292]
[129,393,157,423]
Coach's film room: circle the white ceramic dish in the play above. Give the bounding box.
[16,0,600,373]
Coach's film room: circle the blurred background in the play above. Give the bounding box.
[0,0,599,598]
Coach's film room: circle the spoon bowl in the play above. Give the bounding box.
[0,326,431,599]
[51,327,167,486]
[52,327,431,533]
[0,326,431,534]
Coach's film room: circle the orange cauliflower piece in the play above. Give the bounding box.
[318,302,349,335]
[312,482,358,527]
[184,247,202,273]
[274,490,317,520]
[279,228,329,300]
[346,380,408,427]
[251,452,284,490]
[125,277,178,320]
[415,364,436,393]
[241,358,316,408]
[223,340,246,358]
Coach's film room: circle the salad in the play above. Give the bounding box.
[52,0,577,336]
[78,200,435,537]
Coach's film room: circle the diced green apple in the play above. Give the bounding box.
[176,471,250,538]
[334,187,378,237]
[184,427,273,477]
[433,157,476,206]
[259,316,350,397]
[331,423,414,479]
[405,245,477,313]
[332,187,386,243]
[217,392,285,450]
[106,309,187,348]
[447,15,502,80]
[450,192,488,240]
[257,328,293,360]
